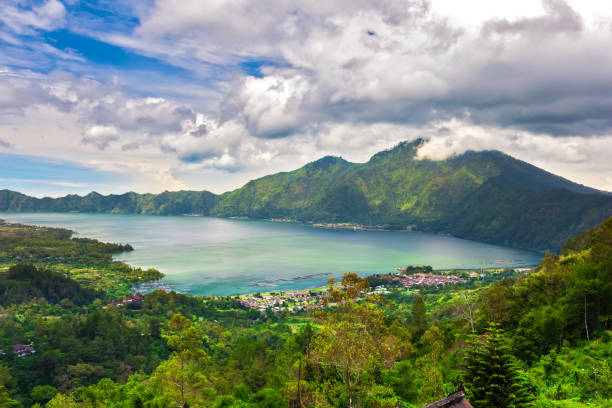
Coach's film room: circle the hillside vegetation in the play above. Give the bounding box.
[0,264,100,306]
[1,216,610,407]
[2,140,612,251]
[0,223,162,296]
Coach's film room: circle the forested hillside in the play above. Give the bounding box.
[0,264,100,306]
[2,140,612,250]
[0,190,219,216]
[0,217,610,407]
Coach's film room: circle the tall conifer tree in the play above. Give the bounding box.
[463,324,533,408]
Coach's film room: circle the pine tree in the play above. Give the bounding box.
[463,324,533,408]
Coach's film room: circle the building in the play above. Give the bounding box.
[124,296,144,302]
[13,344,36,357]
[423,385,473,408]
[107,295,145,307]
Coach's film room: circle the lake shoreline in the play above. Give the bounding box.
[0,212,544,297]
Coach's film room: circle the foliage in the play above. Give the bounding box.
[0,190,219,216]
[151,314,213,406]
[410,295,427,343]
[0,223,162,296]
[0,223,132,266]
[0,264,99,306]
[530,336,612,404]
[404,265,433,275]
[479,216,612,361]
[309,287,411,408]
[0,217,610,407]
[463,324,534,408]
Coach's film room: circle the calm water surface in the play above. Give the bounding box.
[0,213,542,295]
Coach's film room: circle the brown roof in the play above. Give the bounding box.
[422,386,473,408]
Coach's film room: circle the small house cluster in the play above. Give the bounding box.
[368,285,390,295]
[395,272,465,288]
[13,344,36,357]
[107,295,144,307]
[239,291,326,313]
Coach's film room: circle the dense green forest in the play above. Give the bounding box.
[0,216,610,407]
[3,140,612,251]
[0,264,99,306]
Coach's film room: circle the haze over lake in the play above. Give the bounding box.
[0,213,542,295]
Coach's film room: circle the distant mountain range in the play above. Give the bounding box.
[2,139,611,251]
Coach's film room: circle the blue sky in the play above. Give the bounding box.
[0,153,121,196]
[1,0,612,196]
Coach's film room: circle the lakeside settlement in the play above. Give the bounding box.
[235,266,529,313]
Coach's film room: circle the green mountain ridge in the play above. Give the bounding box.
[2,140,612,251]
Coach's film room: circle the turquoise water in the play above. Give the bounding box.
[0,213,542,296]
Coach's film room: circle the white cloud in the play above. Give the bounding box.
[82,125,119,150]
[2,1,612,195]
[88,96,197,135]
[414,117,612,191]
[160,118,247,165]
[0,0,66,34]
[239,74,310,137]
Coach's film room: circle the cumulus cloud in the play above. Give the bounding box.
[89,97,197,135]
[2,0,612,194]
[106,0,612,144]
[237,74,310,137]
[414,118,590,163]
[160,118,247,165]
[481,0,583,37]
[0,69,79,113]
[82,125,119,150]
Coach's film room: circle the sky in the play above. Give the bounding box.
[1,0,612,197]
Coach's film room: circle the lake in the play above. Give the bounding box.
[0,212,543,295]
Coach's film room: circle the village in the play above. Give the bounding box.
[393,272,466,287]
[238,290,327,313]
[237,269,467,312]
[237,268,477,312]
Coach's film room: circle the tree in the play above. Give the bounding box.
[325,273,370,305]
[0,363,18,407]
[309,302,405,408]
[45,393,81,408]
[411,295,427,342]
[31,384,58,404]
[416,324,446,403]
[463,324,534,408]
[152,314,213,406]
[340,273,370,299]
[67,363,104,387]
[454,292,478,333]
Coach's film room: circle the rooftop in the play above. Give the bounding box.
[423,386,473,408]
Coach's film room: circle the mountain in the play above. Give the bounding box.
[2,139,612,251]
[0,189,219,215]
[211,140,612,250]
